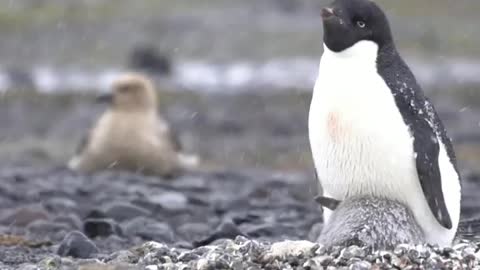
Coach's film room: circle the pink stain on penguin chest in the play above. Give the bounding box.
[326,111,346,142]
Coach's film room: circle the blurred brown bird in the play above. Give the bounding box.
[68,73,199,178]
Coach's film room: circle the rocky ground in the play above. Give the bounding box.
[0,164,480,269]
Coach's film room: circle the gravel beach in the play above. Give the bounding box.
[0,164,480,269]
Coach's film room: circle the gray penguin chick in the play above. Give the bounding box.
[317,196,426,250]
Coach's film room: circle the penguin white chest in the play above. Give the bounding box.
[309,42,419,201]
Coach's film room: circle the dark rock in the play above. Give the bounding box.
[57,231,99,259]
[85,210,109,219]
[128,45,172,75]
[84,218,122,238]
[1,205,50,227]
[122,217,174,243]
[194,220,246,247]
[103,202,151,222]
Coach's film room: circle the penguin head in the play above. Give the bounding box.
[321,0,393,52]
[110,73,158,112]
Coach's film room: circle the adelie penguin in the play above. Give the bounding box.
[309,0,461,246]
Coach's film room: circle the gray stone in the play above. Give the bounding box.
[149,192,188,211]
[57,231,99,259]
[43,197,79,213]
[122,217,175,243]
[26,219,71,241]
[1,205,50,227]
[103,202,151,222]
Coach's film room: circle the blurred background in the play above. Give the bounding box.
[0,0,479,174]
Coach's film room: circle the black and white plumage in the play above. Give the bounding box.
[309,0,461,246]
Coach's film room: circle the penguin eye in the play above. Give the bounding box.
[356,20,366,28]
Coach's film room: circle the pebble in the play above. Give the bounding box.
[349,261,371,270]
[43,197,79,213]
[26,219,71,241]
[176,222,211,241]
[53,214,83,229]
[57,231,100,259]
[84,218,122,238]
[194,219,245,247]
[265,240,318,260]
[340,245,365,260]
[122,217,175,243]
[103,202,151,222]
[1,205,50,227]
[149,191,188,211]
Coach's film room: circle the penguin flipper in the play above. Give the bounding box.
[413,119,452,229]
[314,195,341,211]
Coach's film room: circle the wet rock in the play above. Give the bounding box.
[149,192,188,211]
[103,202,151,222]
[84,218,122,238]
[57,231,99,259]
[1,205,50,227]
[122,217,174,243]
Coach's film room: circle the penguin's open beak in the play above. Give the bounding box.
[95,93,113,104]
